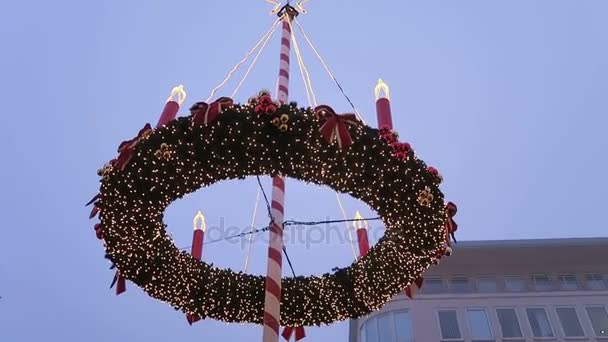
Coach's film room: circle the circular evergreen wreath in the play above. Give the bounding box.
[91,93,453,327]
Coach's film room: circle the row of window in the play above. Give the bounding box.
[422,273,608,294]
[361,305,608,341]
[438,306,608,340]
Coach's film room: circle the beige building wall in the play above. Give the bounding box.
[350,238,608,342]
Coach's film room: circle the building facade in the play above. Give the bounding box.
[349,238,608,342]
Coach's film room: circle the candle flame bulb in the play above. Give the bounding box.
[167,84,187,106]
[355,211,368,230]
[193,211,206,231]
[375,78,390,101]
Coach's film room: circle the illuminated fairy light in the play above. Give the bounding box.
[166,84,187,106]
[375,78,390,101]
[193,211,206,231]
[91,99,453,327]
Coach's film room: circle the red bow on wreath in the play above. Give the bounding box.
[282,326,306,341]
[114,123,153,171]
[445,202,458,246]
[255,94,278,115]
[191,97,234,125]
[315,105,360,149]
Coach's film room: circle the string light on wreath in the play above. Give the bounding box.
[87,90,457,327]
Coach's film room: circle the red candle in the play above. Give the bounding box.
[375,79,393,129]
[355,211,370,257]
[187,211,206,325]
[156,85,186,127]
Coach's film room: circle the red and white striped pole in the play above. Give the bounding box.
[263,6,297,342]
[187,211,206,325]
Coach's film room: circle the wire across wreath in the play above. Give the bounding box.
[89,92,455,327]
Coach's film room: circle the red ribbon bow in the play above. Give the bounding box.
[445,202,458,246]
[282,326,306,341]
[114,124,153,171]
[255,94,278,115]
[192,97,234,126]
[315,105,360,149]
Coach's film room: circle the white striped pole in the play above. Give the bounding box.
[262,8,294,342]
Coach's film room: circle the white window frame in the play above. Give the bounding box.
[557,274,579,291]
[359,310,414,342]
[503,275,527,292]
[436,309,464,341]
[531,274,554,292]
[465,308,494,341]
[554,305,587,339]
[495,307,524,340]
[476,276,499,293]
[423,277,447,294]
[584,305,608,339]
[450,276,473,294]
[584,273,607,290]
[525,306,556,339]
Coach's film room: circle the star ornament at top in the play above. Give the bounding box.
[265,0,310,15]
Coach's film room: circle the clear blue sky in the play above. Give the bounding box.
[1,0,607,341]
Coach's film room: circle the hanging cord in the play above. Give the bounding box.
[287,20,361,260]
[334,194,360,259]
[288,19,317,107]
[231,18,282,98]
[243,187,262,272]
[283,217,381,227]
[206,18,282,102]
[179,216,381,250]
[293,18,366,124]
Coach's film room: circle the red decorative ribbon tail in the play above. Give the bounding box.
[445,202,458,246]
[110,271,126,295]
[282,326,306,341]
[89,206,99,219]
[94,224,104,240]
[405,276,424,299]
[85,194,99,207]
[186,314,201,325]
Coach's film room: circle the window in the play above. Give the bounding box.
[423,278,447,294]
[394,311,414,342]
[504,276,526,292]
[476,277,498,293]
[585,274,607,290]
[532,274,553,291]
[586,306,608,337]
[363,315,379,342]
[556,307,585,337]
[438,310,462,340]
[466,309,493,341]
[450,277,473,293]
[526,308,554,338]
[558,274,578,290]
[361,311,414,342]
[496,308,523,338]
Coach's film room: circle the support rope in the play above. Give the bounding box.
[243,187,262,272]
[206,18,282,102]
[293,18,366,124]
[231,19,282,98]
